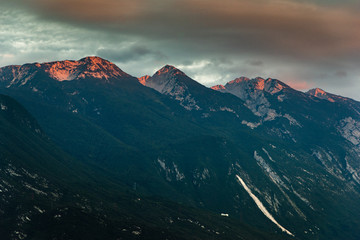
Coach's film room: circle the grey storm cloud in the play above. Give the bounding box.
[248,60,264,67]
[6,0,360,58]
[335,71,348,78]
[1,0,360,99]
[96,45,166,63]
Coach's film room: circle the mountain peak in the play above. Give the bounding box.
[154,65,186,77]
[306,88,326,97]
[138,75,151,85]
[306,88,335,102]
[78,56,120,70]
[39,56,129,81]
[79,56,109,63]
[211,85,226,91]
[228,77,250,85]
[0,56,131,85]
[222,76,289,95]
[144,65,204,110]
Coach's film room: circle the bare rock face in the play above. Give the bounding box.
[143,65,201,110]
[0,56,130,88]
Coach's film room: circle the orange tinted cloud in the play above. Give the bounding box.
[285,80,312,91]
[25,0,146,22]
[176,0,360,57]
[16,0,360,59]
[3,0,360,100]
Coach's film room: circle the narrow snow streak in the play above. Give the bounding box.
[236,175,294,237]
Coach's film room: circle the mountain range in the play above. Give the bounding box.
[1,56,360,240]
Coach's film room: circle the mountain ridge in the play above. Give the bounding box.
[1,56,355,103]
[0,56,131,88]
[1,56,360,239]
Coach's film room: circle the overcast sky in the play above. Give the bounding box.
[1,0,360,99]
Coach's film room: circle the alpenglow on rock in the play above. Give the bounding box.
[306,88,335,102]
[0,56,130,87]
[140,65,202,110]
[211,77,290,100]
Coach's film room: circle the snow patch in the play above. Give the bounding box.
[6,167,22,177]
[345,156,360,184]
[34,206,45,214]
[242,120,261,129]
[262,148,275,162]
[292,189,311,207]
[1,103,7,111]
[157,158,185,182]
[201,168,210,180]
[254,151,306,219]
[24,183,47,196]
[173,163,185,181]
[312,149,344,179]
[236,175,294,237]
[13,231,27,240]
[277,94,286,102]
[338,117,360,146]
[254,151,286,189]
[283,114,302,127]
[219,106,237,115]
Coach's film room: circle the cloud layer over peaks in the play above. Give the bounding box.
[1,0,360,99]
